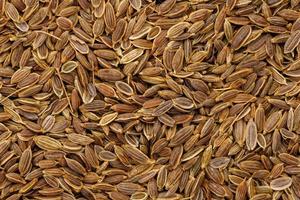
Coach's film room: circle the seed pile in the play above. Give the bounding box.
[1,0,300,199]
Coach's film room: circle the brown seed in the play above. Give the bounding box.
[264,111,282,133]
[152,100,173,116]
[56,17,73,30]
[270,176,292,190]
[169,125,194,147]
[67,133,94,145]
[116,182,144,195]
[115,81,134,96]
[38,160,57,168]
[122,145,153,164]
[235,179,247,200]
[61,61,78,73]
[42,115,55,132]
[120,49,144,64]
[158,113,175,127]
[104,2,116,31]
[96,69,125,81]
[65,157,87,175]
[33,136,62,150]
[5,2,20,22]
[284,30,300,53]
[69,35,89,54]
[231,25,252,50]
[6,173,26,184]
[246,119,257,151]
[19,147,32,176]
[167,22,190,38]
[99,150,117,161]
[11,67,31,84]
[99,112,118,126]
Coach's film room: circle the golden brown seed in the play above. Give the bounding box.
[99,112,118,126]
[231,25,252,50]
[19,147,32,176]
[33,136,62,150]
[56,17,73,30]
[246,119,257,151]
[270,177,292,190]
[284,30,300,53]
[96,69,125,81]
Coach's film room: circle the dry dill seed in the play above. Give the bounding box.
[1,0,300,199]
